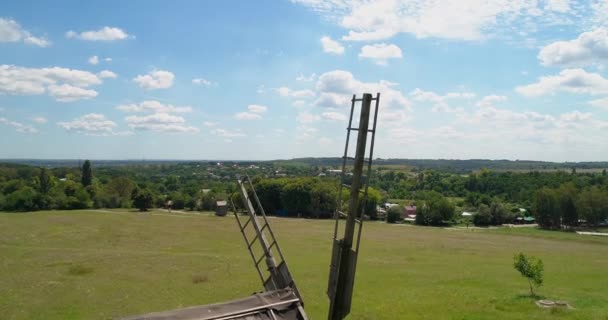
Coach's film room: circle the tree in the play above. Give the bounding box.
[415,193,455,226]
[81,160,92,187]
[513,253,544,296]
[386,205,402,223]
[534,188,561,229]
[132,188,153,212]
[38,168,52,194]
[489,200,509,225]
[576,187,608,227]
[473,204,492,226]
[558,183,578,227]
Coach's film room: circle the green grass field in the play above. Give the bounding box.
[1,210,607,320]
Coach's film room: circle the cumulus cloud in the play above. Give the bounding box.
[410,88,475,112]
[98,70,117,79]
[210,128,246,138]
[476,95,507,108]
[235,112,262,120]
[192,78,215,86]
[516,68,608,96]
[32,117,47,124]
[248,104,267,113]
[545,0,571,13]
[589,97,608,109]
[538,28,608,68]
[358,43,402,65]
[0,64,109,102]
[48,84,98,102]
[133,70,174,90]
[320,36,344,54]
[0,117,38,133]
[88,55,99,65]
[296,73,317,82]
[297,112,321,123]
[294,0,571,42]
[116,100,192,113]
[234,104,267,120]
[321,111,347,121]
[125,113,198,133]
[0,18,50,47]
[314,70,410,111]
[276,87,316,98]
[57,113,124,135]
[203,121,218,127]
[66,26,130,41]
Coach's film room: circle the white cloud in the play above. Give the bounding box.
[57,113,123,135]
[116,100,192,113]
[0,65,102,100]
[66,26,130,41]
[538,28,608,67]
[589,97,608,109]
[0,18,50,47]
[192,78,215,86]
[476,95,507,108]
[133,70,174,90]
[32,117,47,124]
[276,86,316,98]
[296,73,316,82]
[314,70,410,111]
[297,112,321,123]
[358,43,402,65]
[211,128,246,138]
[248,104,267,113]
[409,88,473,112]
[516,68,608,96]
[235,112,262,120]
[319,137,333,145]
[88,55,99,65]
[48,84,98,102]
[98,70,117,79]
[292,100,307,107]
[125,113,198,133]
[545,0,571,13]
[293,0,576,42]
[203,121,218,127]
[104,57,112,62]
[321,111,347,121]
[320,36,344,54]
[0,117,37,133]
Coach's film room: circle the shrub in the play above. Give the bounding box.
[386,206,402,223]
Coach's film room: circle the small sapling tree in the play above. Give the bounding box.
[513,252,544,296]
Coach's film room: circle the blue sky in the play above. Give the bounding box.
[1,0,608,161]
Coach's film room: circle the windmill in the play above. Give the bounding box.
[122,93,379,320]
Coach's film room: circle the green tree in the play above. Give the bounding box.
[415,193,454,226]
[81,160,92,187]
[38,168,52,194]
[473,204,492,226]
[132,188,154,212]
[558,183,578,227]
[513,253,544,296]
[576,187,608,227]
[489,200,509,225]
[534,188,561,229]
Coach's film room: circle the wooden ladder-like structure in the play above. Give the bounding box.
[231,175,308,319]
[327,93,380,320]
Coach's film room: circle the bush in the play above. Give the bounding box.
[386,206,402,223]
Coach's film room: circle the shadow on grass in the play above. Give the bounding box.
[515,293,546,300]
[67,264,94,276]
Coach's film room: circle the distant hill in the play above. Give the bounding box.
[2,158,608,173]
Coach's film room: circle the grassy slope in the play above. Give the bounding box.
[1,210,607,320]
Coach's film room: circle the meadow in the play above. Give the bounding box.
[1,210,607,320]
